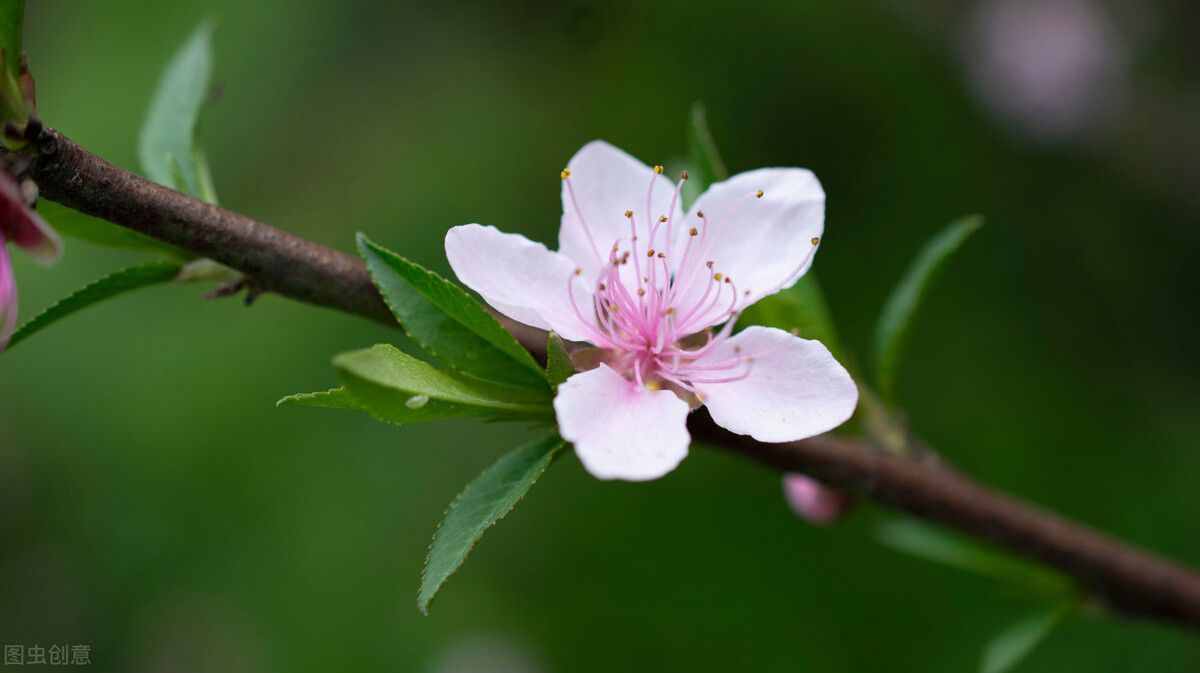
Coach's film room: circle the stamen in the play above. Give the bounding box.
[775,234,824,290]
[662,174,686,261]
[566,271,612,347]
[755,190,764,198]
[562,173,603,264]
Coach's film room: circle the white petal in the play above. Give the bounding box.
[558,141,685,281]
[675,169,824,330]
[695,326,857,443]
[554,365,691,481]
[445,224,595,342]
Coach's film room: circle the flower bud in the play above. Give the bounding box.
[782,473,852,525]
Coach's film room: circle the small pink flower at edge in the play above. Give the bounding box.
[445,141,858,481]
[0,170,62,349]
[782,473,853,525]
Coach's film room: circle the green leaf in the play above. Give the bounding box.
[357,234,547,390]
[0,0,23,78]
[544,332,574,387]
[873,215,983,399]
[878,518,1070,596]
[5,262,182,351]
[334,344,552,426]
[981,607,1069,673]
[419,433,564,614]
[39,201,184,256]
[276,387,361,411]
[738,274,842,359]
[138,20,214,196]
[333,374,490,426]
[686,101,728,202]
[193,146,219,205]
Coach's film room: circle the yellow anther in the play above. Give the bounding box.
[665,307,676,315]
[560,168,571,179]
[624,209,634,218]
[644,380,662,391]
[658,215,668,223]
[637,288,646,296]
[713,272,724,281]
[647,248,656,257]
[689,227,698,236]
[811,236,821,245]
[654,164,664,174]
[755,190,764,198]
[574,268,582,276]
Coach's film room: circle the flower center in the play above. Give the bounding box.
[560,165,818,393]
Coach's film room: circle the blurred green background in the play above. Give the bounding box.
[2,1,1198,671]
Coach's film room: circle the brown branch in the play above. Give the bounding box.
[25,128,1200,629]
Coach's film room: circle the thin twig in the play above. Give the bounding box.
[25,127,1200,630]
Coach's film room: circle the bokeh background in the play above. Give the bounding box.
[3,1,1199,671]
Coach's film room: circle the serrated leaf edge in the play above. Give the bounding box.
[356,234,548,389]
[6,261,183,351]
[417,437,563,614]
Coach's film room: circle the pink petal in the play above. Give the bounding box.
[445,224,596,342]
[782,473,852,525]
[0,172,61,265]
[558,141,685,281]
[676,169,824,330]
[694,326,857,443]
[0,239,17,350]
[553,364,691,481]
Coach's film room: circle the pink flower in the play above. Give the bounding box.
[782,473,852,525]
[0,171,61,349]
[446,141,857,480]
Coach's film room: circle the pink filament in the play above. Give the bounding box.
[563,171,799,392]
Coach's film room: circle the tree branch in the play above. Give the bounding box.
[25,127,1200,629]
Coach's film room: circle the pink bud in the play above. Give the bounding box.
[782,473,852,525]
[0,172,60,264]
[0,170,62,350]
[0,237,15,349]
